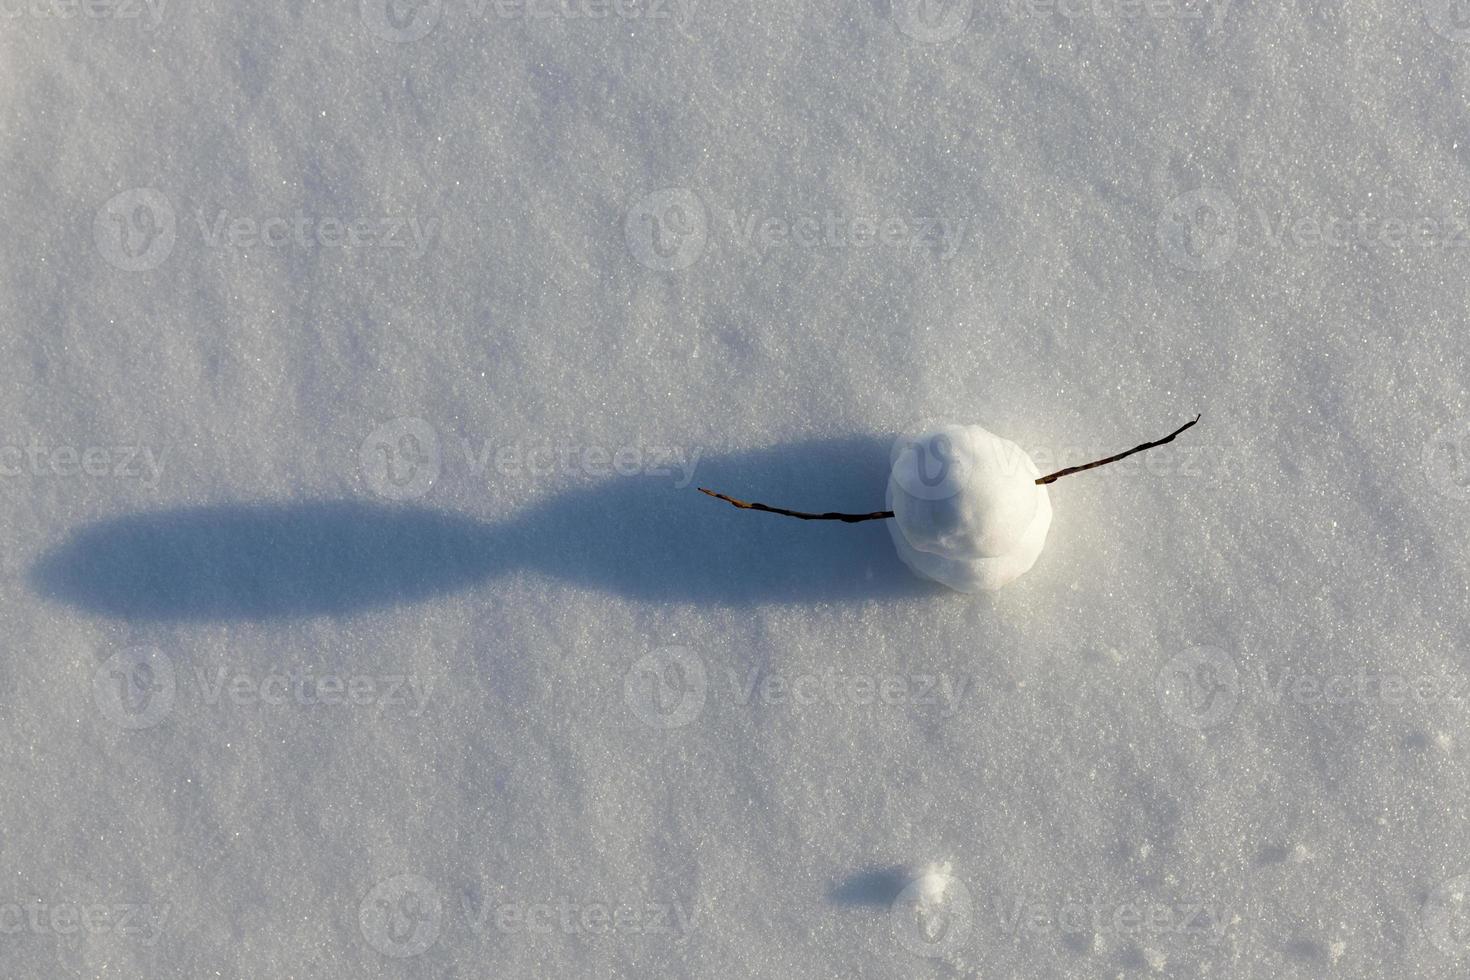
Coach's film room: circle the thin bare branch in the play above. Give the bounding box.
[1035,415,1201,486]
[696,487,894,523]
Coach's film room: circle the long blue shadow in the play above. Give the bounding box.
[30,436,940,621]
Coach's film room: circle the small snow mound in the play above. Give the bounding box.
[912,860,953,911]
[888,425,1052,592]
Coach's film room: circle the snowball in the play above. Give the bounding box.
[887,424,1052,592]
[911,861,954,911]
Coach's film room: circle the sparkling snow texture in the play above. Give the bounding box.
[6,4,1470,979]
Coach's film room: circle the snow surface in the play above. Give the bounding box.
[888,424,1053,591]
[6,1,1470,977]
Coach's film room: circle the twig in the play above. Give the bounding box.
[1035,415,1200,486]
[697,415,1201,521]
[696,487,894,523]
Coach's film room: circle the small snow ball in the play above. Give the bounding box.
[888,424,1052,592]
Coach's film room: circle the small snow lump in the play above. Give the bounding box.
[887,424,1052,592]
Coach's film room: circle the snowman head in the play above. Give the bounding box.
[887,425,1052,593]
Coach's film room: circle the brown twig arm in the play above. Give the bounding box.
[1035,415,1201,486]
[698,415,1200,518]
[697,487,895,523]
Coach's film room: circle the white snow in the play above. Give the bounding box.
[4,2,1470,978]
[910,860,956,911]
[888,424,1053,591]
